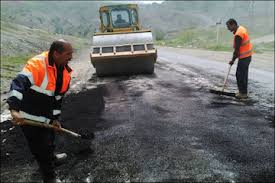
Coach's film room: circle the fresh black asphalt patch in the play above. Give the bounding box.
[1,61,274,182]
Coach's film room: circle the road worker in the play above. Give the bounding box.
[226,18,253,99]
[7,39,73,183]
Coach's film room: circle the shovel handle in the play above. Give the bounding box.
[58,127,81,138]
[22,119,81,138]
[222,65,232,92]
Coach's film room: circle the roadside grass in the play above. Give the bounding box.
[253,41,274,53]
[0,39,88,94]
[1,21,90,94]
[1,21,89,57]
[0,55,32,94]
[157,26,232,51]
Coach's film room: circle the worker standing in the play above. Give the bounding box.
[226,18,253,99]
[7,40,73,183]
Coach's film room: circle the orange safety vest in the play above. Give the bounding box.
[22,51,72,95]
[17,51,72,123]
[234,26,253,59]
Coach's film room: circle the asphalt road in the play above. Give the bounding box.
[1,47,274,182]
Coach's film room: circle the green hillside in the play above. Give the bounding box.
[158,26,274,53]
[1,1,100,37]
[1,1,273,42]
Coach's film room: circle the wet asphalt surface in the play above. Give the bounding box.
[1,48,274,182]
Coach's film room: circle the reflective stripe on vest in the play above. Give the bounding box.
[239,50,253,58]
[30,85,55,96]
[9,90,23,100]
[40,56,48,90]
[20,111,51,123]
[239,49,253,57]
[19,71,34,85]
[241,39,250,46]
[53,110,61,115]
[55,95,62,100]
[33,55,46,60]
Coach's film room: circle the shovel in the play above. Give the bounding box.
[209,65,235,97]
[20,119,94,140]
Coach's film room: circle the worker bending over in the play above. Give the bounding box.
[8,39,74,183]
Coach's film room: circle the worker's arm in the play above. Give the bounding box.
[7,60,38,125]
[229,35,242,65]
[7,74,32,125]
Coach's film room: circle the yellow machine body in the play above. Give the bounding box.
[90,4,157,76]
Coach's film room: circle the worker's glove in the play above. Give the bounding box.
[10,110,24,125]
[229,60,235,65]
[52,120,62,132]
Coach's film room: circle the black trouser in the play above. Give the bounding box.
[236,56,251,94]
[21,125,56,182]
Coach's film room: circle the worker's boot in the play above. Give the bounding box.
[54,153,67,166]
[235,92,248,99]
